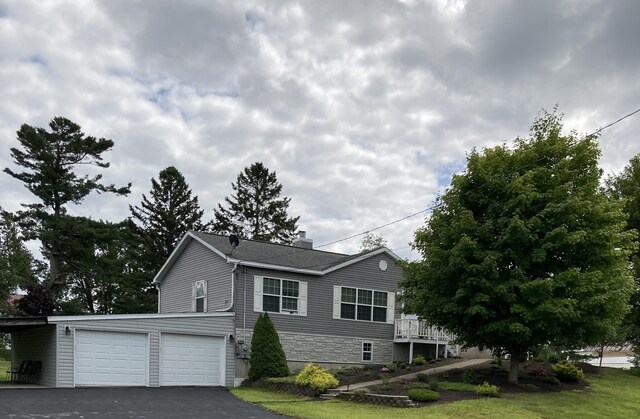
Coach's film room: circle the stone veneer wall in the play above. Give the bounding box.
[237,329,394,365]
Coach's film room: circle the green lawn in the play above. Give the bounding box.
[0,359,10,382]
[230,369,640,419]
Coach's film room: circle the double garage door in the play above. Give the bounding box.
[74,330,224,386]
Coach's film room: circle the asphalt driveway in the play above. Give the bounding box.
[0,387,288,419]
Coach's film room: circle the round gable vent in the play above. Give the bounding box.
[379,260,388,271]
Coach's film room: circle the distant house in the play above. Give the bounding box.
[0,231,459,388]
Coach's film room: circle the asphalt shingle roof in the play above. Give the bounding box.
[191,232,352,271]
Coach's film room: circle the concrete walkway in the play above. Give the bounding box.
[338,358,490,391]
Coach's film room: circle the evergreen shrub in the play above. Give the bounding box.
[552,361,584,382]
[248,313,289,381]
[295,363,339,392]
[407,388,440,402]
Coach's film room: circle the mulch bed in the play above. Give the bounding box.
[334,358,462,387]
[360,360,594,407]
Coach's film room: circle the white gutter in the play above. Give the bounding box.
[225,258,324,276]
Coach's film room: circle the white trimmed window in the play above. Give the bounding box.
[193,280,207,312]
[362,342,373,362]
[332,286,395,324]
[253,276,307,316]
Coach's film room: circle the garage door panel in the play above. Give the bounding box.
[75,330,148,386]
[160,334,223,386]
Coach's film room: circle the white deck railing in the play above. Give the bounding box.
[394,319,455,342]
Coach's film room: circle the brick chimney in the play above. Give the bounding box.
[292,231,313,249]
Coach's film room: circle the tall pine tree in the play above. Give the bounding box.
[130,166,205,261]
[213,162,299,244]
[127,166,205,312]
[4,117,130,292]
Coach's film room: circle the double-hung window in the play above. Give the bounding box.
[254,276,307,316]
[334,286,394,323]
[193,280,207,312]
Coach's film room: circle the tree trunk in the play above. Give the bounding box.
[509,353,520,384]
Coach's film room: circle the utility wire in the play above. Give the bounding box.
[314,106,640,250]
[315,205,437,249]
[589,107,640,137]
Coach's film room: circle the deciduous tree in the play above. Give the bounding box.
[401,110,636,383]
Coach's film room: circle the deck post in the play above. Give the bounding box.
[409,341,414,363]
[435,341,439,359]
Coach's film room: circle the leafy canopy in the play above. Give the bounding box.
[213,162,299,244]
[606,154,640,350]
[401,110,635,382]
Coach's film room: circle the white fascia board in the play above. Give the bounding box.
[152,233,193,284]
[226,258,324,276]
[322,247,402,275]
[47,312,234,323]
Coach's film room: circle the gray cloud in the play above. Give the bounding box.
[1,0,640,260]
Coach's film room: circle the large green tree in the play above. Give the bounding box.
[0,209,38,315]
[607,155,640,352]
[130,166,205,261]
[401,111,636,383]
[126,167,206,312]
[3,117,130,291]
[213,162,299,244]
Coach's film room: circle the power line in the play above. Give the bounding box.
[313,106,640,251]
[590,107,640,136]
[315,205,437,249]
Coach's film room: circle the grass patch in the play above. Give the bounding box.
[437,381,477,392]
[232,369,640,418]
[0,359,10,383]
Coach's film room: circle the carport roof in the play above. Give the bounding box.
[0,316,48,332]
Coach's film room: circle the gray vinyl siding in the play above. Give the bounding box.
[235,253,401,343]
[11,326,57,387]
[52,314,235,387]
[159,240,232,313]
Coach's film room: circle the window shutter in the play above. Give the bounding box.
[191,282,196,312]
[203,281,208,313]
[332,286,341,319]
[298,281,307,316]
[253,276,263,312]
[386,292,395,324]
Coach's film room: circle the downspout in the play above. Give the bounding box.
[243,266,247,342]
[156,283,161,313]
[218,261,237,312]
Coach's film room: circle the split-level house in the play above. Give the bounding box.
[1,231,460,388]
[154,231,458,380]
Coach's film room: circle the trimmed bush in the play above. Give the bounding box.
[295,363,339,392]
[407,382,431,389]
[407,388,440,402]
[542,376,560,385]
[412,354,426,365]
[462,369,478,384]
[552,361,585,382]
[248,313,289,381]
[415,372,429,383]
[475,381,500,397]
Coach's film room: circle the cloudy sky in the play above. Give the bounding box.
[1,0,639,260]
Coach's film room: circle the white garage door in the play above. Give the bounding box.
[160,334,224,386]
[75,330,148,386]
